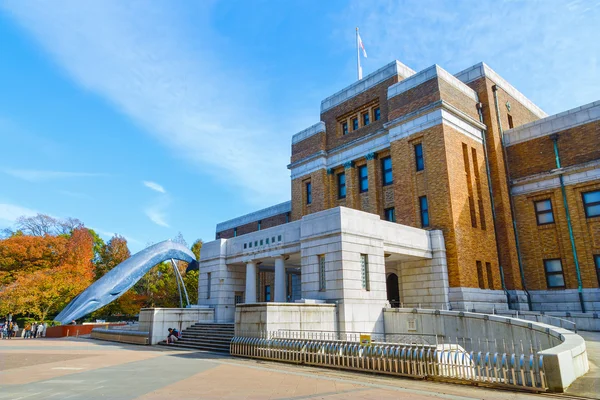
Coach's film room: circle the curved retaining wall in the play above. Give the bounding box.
[383,308,589,392]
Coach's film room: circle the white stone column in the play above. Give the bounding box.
[274,256,286,303]
[245,261,257,304]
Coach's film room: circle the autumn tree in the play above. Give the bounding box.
[94,234,130,280]
[0,234,69,286]
[0,228,95,321]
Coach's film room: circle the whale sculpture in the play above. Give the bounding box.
[55,240,196,324]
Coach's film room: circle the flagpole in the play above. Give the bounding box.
[356,27,362,80]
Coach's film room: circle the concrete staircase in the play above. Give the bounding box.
[159,323,234,353]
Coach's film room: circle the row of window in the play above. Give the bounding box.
[243,235,283,249]
[305,145,426,207]
[534,190,600,225]
[341,107,381,135]
[544,255,600,289]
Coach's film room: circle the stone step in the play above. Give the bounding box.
[192,324,234,328]
[180,334,233,341]
[158,341,230,353]
[177,340,231,348]
[184,328,234,334]
[178,338,232,346]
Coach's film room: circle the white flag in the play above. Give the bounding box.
[358,33,367,58]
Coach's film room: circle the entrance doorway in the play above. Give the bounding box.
[386,273,400,308]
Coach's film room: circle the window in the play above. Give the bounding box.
[534,199,554,225]
[286,212,290,223]
[266,238,269,244]
[419,196,430,227]
[249,242,252,248]
[358,165,368,193]
[507,114,514,129]
[319,255,326,291]
[258,220,262,230]
[363,112,370,126]
[337,172,346,199]
[244,243,247,249]
[278,235,282,241]
[360,254,370,290]
[352,117,359,131]
[374,107,381,121]
[384,207,396,222]
[476,261,485,289]
[414,143,424,171]
[544,259,565,289]
[234,227,238,237]
[342,122,348,135]
[216,233,221,239]
[207,272,212,299]
[486,262,494,289]
[260,239,263,246]
[381,156,393,186]
[582,190,600,218]
[306,181,312,205]
[265,285,271,302]
[595,255,600,287]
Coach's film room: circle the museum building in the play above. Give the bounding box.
[199,60,600,328]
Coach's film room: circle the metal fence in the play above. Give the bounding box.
[230,333,547,391]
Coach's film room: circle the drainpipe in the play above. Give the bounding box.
[550,134,586,313]
[491,84,532,311]
[476,102,511,309]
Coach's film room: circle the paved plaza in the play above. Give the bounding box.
[0,336,596,400]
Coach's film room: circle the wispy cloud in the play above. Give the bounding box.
[144,206,169,228]
[1,1,291,205]
[0,203,37,223]
[3,168,107,182]
[342,0,600,115]
[143,181,166,194]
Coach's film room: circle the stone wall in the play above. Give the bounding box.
[138,307,214,345]
[383,308,589,392]
[234,303,336,337]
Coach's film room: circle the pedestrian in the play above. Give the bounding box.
[36,322,44,338]
[7,321,13,339]
[12,322,19,338]
[43,322,48,337]
[0,321,6,339]
[31,322,38,338]
[24,322,32,339]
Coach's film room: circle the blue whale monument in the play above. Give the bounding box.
[55,240,197,324]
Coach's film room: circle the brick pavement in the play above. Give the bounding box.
[0,337,580,399]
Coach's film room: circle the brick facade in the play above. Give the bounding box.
[215,59,600,311]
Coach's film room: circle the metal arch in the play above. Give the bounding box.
[55,240,196,324]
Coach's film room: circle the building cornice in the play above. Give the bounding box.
[511,159,600,196]
[289,102,484,180]
[504,100,600,146]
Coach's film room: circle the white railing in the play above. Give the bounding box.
[230,331,547,391]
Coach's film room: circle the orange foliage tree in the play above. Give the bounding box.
[0,234,69,286]
[0,228,95,321]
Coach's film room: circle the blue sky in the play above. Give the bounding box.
[1,0,599,252]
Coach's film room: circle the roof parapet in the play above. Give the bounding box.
[216,201,292,233]
[454,62,547,119]
[291,121,326,145]
[320,60,415,114]
[504,100,600,146]
[388,64,478,102]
